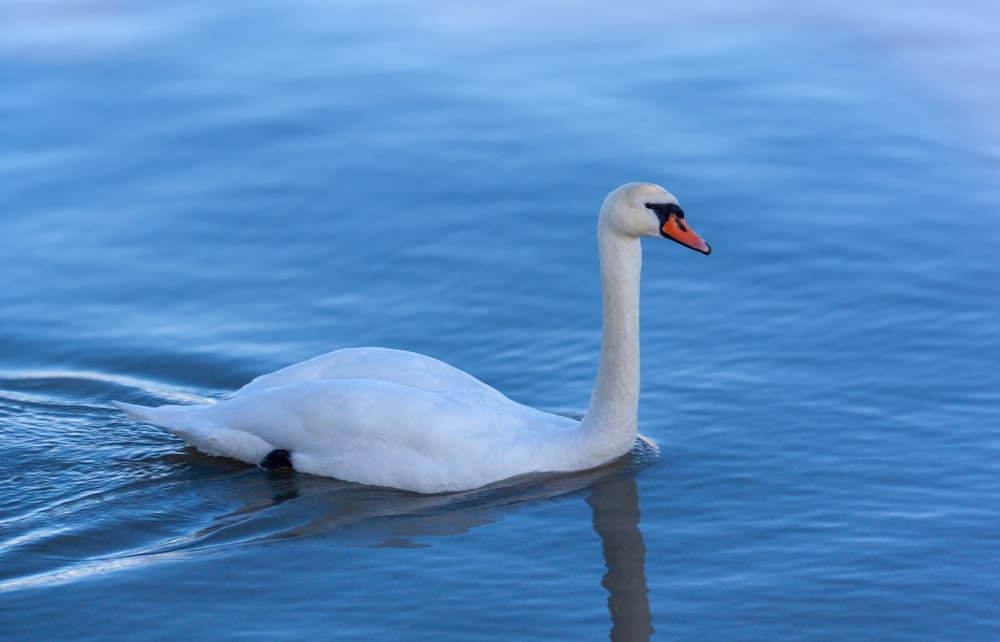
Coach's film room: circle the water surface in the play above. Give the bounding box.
[2,0,999,639]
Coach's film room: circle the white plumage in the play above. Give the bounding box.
[115,182,710,493]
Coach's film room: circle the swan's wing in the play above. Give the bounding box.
[214,378,523,454]
[235,347,502,398]
[206,378,571,492]
[119,354,582,492]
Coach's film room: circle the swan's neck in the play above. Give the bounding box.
[579,224,642,457]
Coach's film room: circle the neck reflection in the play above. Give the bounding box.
[587,475,653,642]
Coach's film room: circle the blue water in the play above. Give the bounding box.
[2,0,999,639]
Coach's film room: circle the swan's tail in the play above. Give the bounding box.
[112,400,218,445]
[112,400,272,465]
[112,400,202,432]
[112,400,164,424]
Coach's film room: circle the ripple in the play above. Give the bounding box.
[0,382,658,593]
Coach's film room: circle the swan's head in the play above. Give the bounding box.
[600,182,711,255]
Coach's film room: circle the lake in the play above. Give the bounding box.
[1,0,999,639]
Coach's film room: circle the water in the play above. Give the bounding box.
[2,0,999,639]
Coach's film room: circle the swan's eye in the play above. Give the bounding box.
[645,203,685,219]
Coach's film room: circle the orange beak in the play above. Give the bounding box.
[661,214,711,255]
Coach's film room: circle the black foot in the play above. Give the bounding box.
[258,449,293,470]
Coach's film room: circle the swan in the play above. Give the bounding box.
[114,182,710,493]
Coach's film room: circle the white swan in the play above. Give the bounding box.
[115,182,710,493]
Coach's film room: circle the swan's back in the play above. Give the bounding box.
[236,347,502,398]
[117,347,584,492]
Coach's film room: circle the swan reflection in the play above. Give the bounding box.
[588,475,653,641]
[185,438,656,639]
[1,437,655,640]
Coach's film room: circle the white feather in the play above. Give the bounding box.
[115,182,708,493]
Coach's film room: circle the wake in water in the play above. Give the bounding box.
[0,372,659,592]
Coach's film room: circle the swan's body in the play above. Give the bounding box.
[115,182,710,493]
